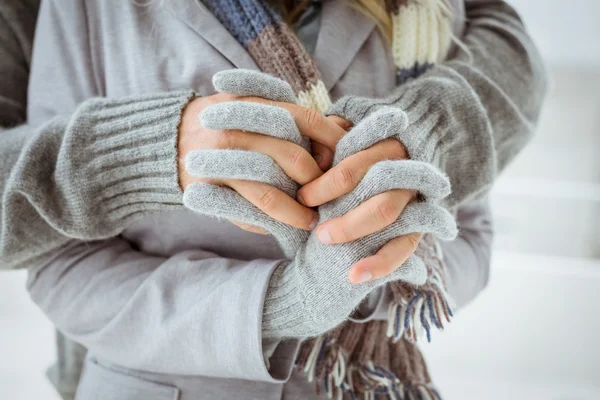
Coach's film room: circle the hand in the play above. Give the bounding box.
[177,93,347,232]
[297,113,424,284]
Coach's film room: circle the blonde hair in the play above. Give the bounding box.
[280,0,453,42]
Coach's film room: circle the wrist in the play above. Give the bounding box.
[177,96,205,190]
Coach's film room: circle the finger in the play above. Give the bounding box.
[311,141,334,171]
[201,101,305,147]
[226,179,319,231]
[187,150,297,198]
[183,183,309,258]
[244,97,347,150]
[283,102,347,149]
[212,69,298,104]
[297,139,404,207]
[196,129,323,185]
[316,189,416,244]
[333,107,408,166]
[348,232,423,284]
[327,115,353,131]
[310,116,352,171]
[231,220,269,235]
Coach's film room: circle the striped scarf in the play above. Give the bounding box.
[200,0,455,398]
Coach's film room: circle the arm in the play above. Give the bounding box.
[0,92,195,270]
[26,239,297,382]
[0,0,197,270]
[19,1,300,382]
[328,0,548,207]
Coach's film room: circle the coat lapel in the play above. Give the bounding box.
[313,1,376,90]
[165,0,375,90]
[164,0,258,70]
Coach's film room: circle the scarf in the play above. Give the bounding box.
[200,0,455,398]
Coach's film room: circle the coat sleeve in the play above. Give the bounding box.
[26,238,298,382]
[1,0,196,270]
[19,0,300,382]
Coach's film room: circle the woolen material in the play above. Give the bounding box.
[186,70,457,342]
[191,0,461,395]
[0,0,544,398]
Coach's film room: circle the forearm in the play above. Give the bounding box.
[328,0,548,207]
[26,238,296,382]
[0,92,195,270]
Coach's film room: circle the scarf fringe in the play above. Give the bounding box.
[297,335,443,400]
[386,269,455,343]
[295,236,454,399]
[200,0,456,397]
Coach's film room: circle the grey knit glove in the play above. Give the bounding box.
[263,108,458,338]
[183,70,309,258]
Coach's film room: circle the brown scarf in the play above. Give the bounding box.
[200,0,455,397]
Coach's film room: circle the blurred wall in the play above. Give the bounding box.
[491,0,600,259]
[508,0,600,67]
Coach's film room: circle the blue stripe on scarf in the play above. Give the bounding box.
[201,0,281,47]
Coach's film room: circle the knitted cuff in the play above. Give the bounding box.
[262,262,314,338]
[62,90,196,236]
[326,72,496,208]
[326,89,441,165]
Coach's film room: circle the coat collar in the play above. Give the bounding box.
[312,1,376,90]
[165,0,376,90]
[164,0,258,70]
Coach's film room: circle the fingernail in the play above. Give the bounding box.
[309,215,318,230]
[355,271,372,284]
[297,192,307,206]
[318,227,333,244]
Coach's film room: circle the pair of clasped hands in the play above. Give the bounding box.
[177,91,421,285]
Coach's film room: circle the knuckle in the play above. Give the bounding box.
[373,199,398,226]
[335,223,352,242]
[302,108,322,129]
[286,146,309,171]
[212,130,237,149]
[332,167,356,191]
[256,187,279,212]
[405,234,421,253]
[385,138,407,159]
[295,211,315,229]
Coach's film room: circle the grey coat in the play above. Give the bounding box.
[0,0,546,398]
